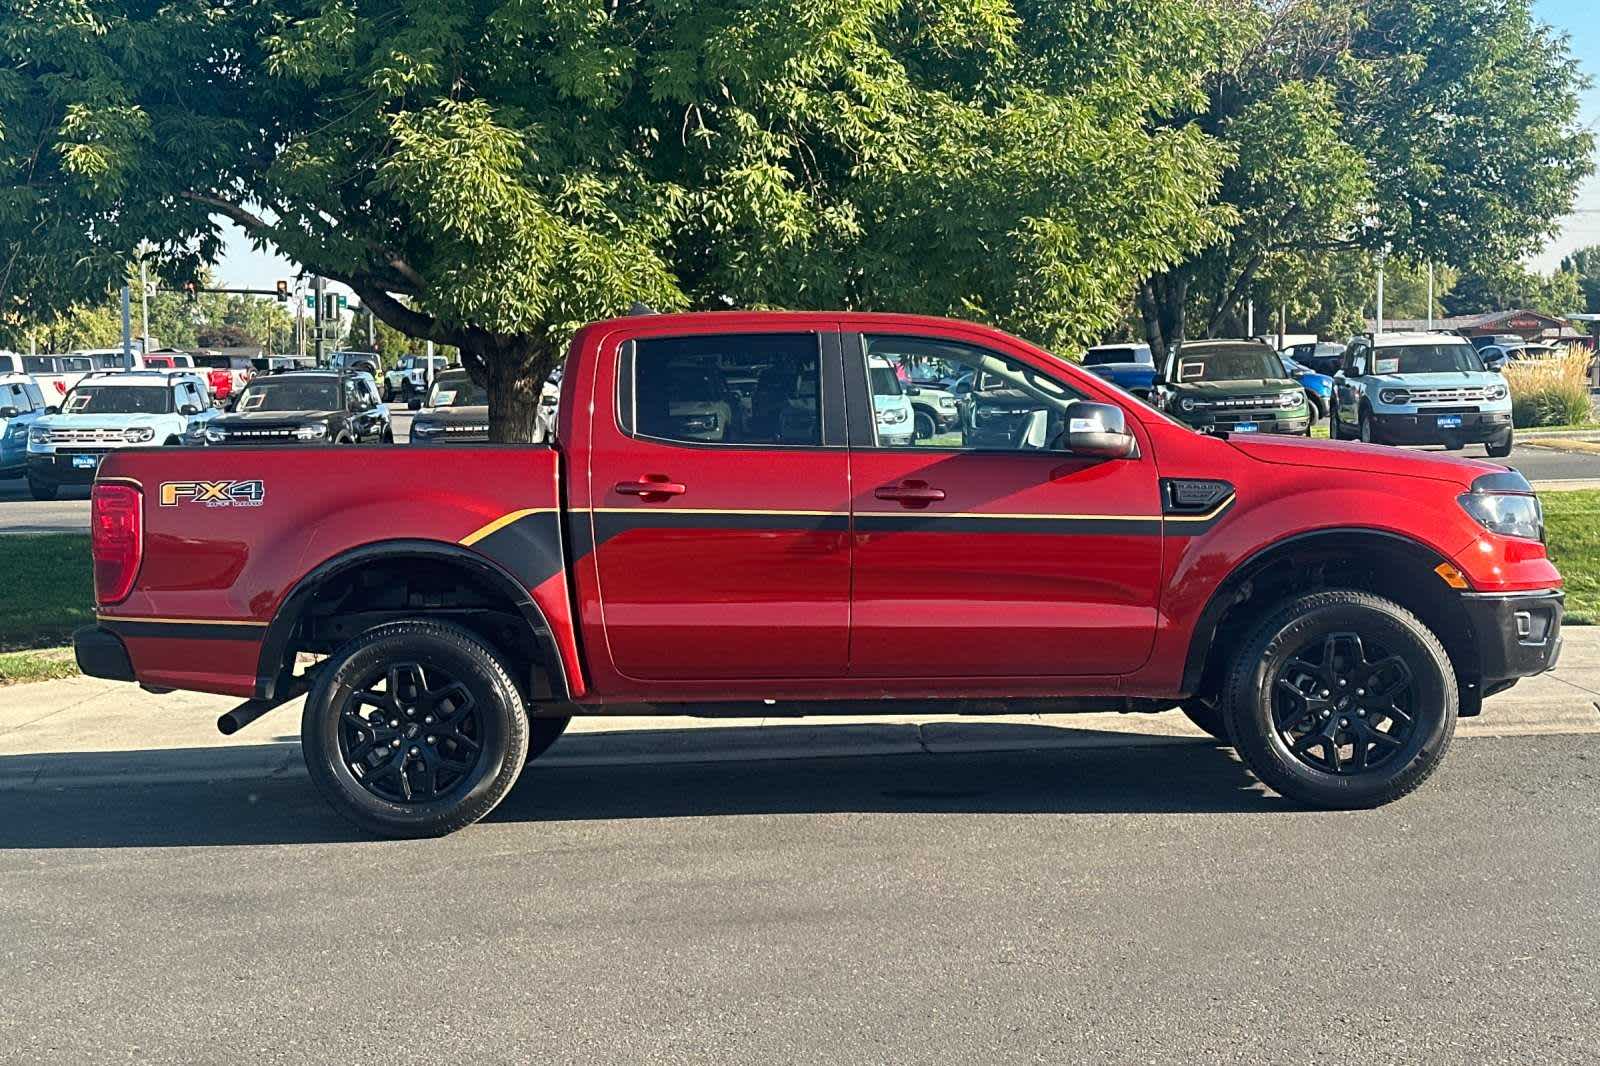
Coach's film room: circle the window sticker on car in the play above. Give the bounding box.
[1374,357,1401,374]
[238,393,266,411]
[433,390,457,406]
[1179,362,1205,380]
[64,394,92,413]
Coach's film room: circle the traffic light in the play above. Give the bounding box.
[323,293,340,320]
[275,279,288,302]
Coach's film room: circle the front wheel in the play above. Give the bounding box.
[1486,432,1513,459]
[1222,590,1457,809]
[302,620,530,838]
[913,410,936,440]
[1358,410,1377,445]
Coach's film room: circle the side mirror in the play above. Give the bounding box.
[407,397,423,411]
[179,404,201,416]
[1484,353,1507,372]
[0,406,19,419]
[46,405,60,415]
[904,385,921,396]
[1064,402,1137,459]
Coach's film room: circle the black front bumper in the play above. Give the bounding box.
[1460,589,1564,684]
[1369,410,1512,445]
[1184,415,1311,436]
[73,624,136,683]
[27,452,110,485]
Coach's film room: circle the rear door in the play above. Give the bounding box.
[587,326,852,680]
[844,329,1164,679]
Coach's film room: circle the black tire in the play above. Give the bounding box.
[401,379,416,401]
[1329,409,1346,440]
[1358,409,1377,445]
[526,716,572,763]
[1486,432,1513,459]
[913,410,936,440]
[302,620,530,838]
[1222,590,1457,809]
[1178,698,1229,742]
[27,477,57,501]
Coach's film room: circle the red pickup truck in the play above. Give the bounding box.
[74,311,1563,837]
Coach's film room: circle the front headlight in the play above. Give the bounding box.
[1487,384,1509,401]
[28,426,50,447]
[412,422,444,437]
[876,408,908,425]
[1179,396,1197,412]
[123,427,156,444]
[203,427,226,443]
[1280,389,1305,407]
[294,423,328,441]
[1379,388,1410,404]
[938,397,956,410]
[1459,492,1543,541]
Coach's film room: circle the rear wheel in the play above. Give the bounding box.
[1222,590,1457,809]
[302,620,530,838]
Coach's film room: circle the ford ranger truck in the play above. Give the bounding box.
[1330,332,1514,457]
[73,312,1563,838]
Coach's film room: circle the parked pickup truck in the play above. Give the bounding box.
[75,311,1564,838]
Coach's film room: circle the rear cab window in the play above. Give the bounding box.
[622,333,824,447]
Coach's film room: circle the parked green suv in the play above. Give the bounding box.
[1156,340,1311,435]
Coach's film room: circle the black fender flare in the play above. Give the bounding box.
[255,538,569,702]
[1179,527,1458,695]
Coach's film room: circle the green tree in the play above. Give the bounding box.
[2,0,1231,439]
[1139,0,1593,361]
[1444,262,1583,318]
[1561,246,1600,316]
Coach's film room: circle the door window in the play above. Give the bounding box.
[860,335,1083,451]
[626,333,822,447]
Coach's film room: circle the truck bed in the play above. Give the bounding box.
[93,444,573,697]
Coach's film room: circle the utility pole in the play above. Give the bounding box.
[1376,263,1386,336]
[120,285,133,365]
[313,275,325,365]
[1426,263,1435,331]
[139,260,151,353]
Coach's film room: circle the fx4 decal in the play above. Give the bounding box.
[159,480,266,508]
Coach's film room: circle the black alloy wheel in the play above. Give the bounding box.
[1271,632,1416,775]
[1223,589,1456,809]
[337,661,485,804]
[913,410,936,440]
[303,620,529,837]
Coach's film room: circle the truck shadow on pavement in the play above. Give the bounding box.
[0,725,1297,850]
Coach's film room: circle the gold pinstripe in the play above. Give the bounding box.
[98,614,267,627]
[459,507,558,546]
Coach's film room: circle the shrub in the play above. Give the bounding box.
[1503,346,1594,428]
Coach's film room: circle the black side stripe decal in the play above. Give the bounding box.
[854,514,1159,536]
[467,510,566,591]
[103,620,268,641]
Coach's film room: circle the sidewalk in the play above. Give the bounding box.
[2,631,1596,790]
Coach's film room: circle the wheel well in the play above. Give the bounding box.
[257,543,567,704]
[1183,531,1485,716]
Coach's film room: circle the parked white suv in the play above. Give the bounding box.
[1330,332,1514,457]
[383,355,450,402]
[25,371,215,499]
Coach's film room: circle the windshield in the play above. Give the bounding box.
[1176,346,1284,383]
[1083,348,1146,367]
[1373,344,1484,375]
[428,372,486,407]
[235,379,340,412]
[0,355,14,374]
[869,365,904,397]
[62,386,172,415]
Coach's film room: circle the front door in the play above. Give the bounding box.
[846,330,1163,679]
[588,328,852,680]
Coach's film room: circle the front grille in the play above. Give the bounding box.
[1188,394,1296,411]
[1405,387,1495,404]
[215,427,297,440]
[44,427,124,446]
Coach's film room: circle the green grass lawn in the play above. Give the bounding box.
[0,535,94,652]
[1541,490,1600,624]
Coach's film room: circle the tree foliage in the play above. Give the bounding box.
[1138,0,1593,361]
[1,0,1230,439]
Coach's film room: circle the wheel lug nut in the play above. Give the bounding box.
[1357,709,1367,717]
[391,739,401,748]
[1339,718,1349,727]
[1338,679,1347,686]
[1319,689,1330,698]
[424,716,434,724]
[389,719,399,728]
[1356,689,1365,696]
[409,747,419,756]
[426,735,436,744]
[1321,710,1331,719]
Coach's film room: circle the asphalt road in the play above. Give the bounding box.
[0,734,1594,1063]
[0,430,1593,534]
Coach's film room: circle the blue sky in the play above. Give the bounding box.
[215,3,1600,288]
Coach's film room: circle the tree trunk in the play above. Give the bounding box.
[461,334,556,444]
[1137,271,1189,368]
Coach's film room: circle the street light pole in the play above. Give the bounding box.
[120,285,133,365]
[139,260,151,353]
[313,275,325,365]
[1427,263,1435,331]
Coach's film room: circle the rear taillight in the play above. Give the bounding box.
[91,483,143,605]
